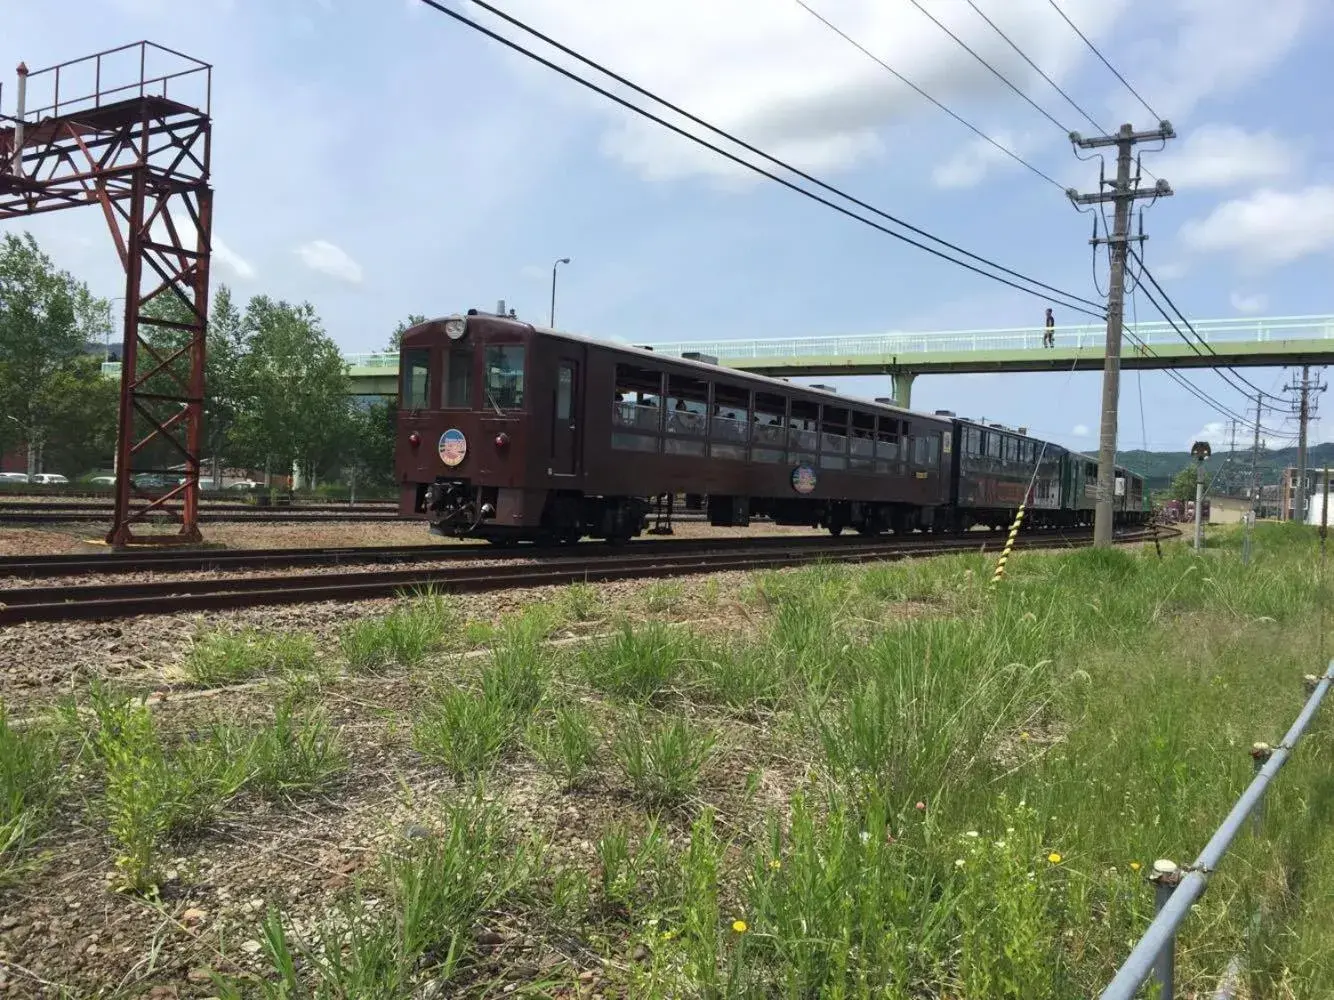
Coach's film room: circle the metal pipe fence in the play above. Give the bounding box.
[1098,663,1334,1000]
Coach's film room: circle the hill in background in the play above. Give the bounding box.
[1117,442,1334,493]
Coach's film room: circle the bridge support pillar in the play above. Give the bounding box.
[891,370,917,409]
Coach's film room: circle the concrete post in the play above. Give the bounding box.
[1194,461,1205,551]
[890,370,916,409]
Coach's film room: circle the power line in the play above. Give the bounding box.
[425,0,1107,318]
[904,0,1071,135]
[792,0,1066,192]
[1043,0,1162,123]
[961,0,1104,134]
[1129,247,1281,401]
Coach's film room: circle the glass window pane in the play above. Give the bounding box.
[483,345,525,410]
[444,346,472,408]
[401,349,430,409]
[557,365,573,420]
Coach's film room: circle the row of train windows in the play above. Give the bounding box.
[611,405,940,464]
[612,364,916,446]
[401,346,527,410]
[611,432,941,467]
[961,425,1048,465]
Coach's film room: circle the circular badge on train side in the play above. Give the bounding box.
[791,464,817,494]
[438,428,467,467]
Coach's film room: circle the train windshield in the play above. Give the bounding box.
[401,349,430,410]
[483,344,525,411]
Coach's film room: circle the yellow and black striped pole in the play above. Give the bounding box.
[990,503,1026,587]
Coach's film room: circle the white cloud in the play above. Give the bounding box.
[1072,424,1090,437]
[1114,0,1310,122]
[1180,186,1334,269]
[296,240,364,285]
[213,237,255,281]
[1153,125,1299,191]
[496,0,1133,182]
[1152,260,1189,281]
[1186,423,1229,451]
[1229,290,1268,314]
[932,131,1028,190]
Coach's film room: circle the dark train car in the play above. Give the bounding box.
[396,313,954,543]
[950,417,1066,529]
[1063,452,1147,525]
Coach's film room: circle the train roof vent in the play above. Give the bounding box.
[1018,426,1028,435]
[989,423,1006,430]
[681,351,719,365]
[811,383,838,392]
[637,345,655,351]
[934,409,955,416]
[873,396,893,404]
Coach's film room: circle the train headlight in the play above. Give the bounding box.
[444,316,468,341]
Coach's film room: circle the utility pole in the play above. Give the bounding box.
[1069,122,1176,546]
[1250,394,1264,516]
[1284,366,1326,523]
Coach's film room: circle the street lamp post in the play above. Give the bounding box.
[550,257,570,328]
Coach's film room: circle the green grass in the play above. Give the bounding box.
[216,796,539,997]
[339,592,459,672]
[525,703,599,790]
[0,707,61,887]
[81,687,343,893]
[614,711,716,807]
[215,523,1334,995]
[184,629,317,686]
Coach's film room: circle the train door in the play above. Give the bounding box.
[550,349,584,477]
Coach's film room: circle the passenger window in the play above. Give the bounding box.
[986,432,1001,459]
[483,345,525,410]
[556,364,573,420]
[401,349,430,409]
[444,346,472,408]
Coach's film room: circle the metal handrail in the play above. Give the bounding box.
[1098,663,1334,1000]
[13,41,212,120]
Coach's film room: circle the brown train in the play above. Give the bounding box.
[395,311,1146,544]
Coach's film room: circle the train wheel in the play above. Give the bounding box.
[827,524,844,538]
[487,537,518,548]
[856,524,881,537]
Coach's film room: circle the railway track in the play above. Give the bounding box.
[0,526,1171,624]
[0,509,403,524]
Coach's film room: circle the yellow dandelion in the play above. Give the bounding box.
[732,920,748,934]
[661,929,677,941]
[768,859,782,871]
[1020,732,1031,742]
[1048,852,1063,865]
[1130,862,1141,872]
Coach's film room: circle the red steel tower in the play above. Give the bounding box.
[0,42,213,546]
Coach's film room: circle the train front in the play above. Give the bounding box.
[395,313,531,540]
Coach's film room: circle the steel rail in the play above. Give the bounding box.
[0,527,1165,624]
[0,525,1115,579]
[0,511,405,525]
[0,532,923,578]
[1098,661,1334,1000]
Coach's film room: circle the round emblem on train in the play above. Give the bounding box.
[791,464,817,495]
[438,428,467,467]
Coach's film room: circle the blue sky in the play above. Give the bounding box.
[3,0,1332,454]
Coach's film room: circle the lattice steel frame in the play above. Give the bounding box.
[0,42,212,545]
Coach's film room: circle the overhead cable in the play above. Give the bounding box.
[421,0,1107,318]
[903,0,1072,134]
[1043,0,1162,123]
[792,0,1066,192]
[961,0,1104,134]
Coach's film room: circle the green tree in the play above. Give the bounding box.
[1168,463,1203,501]
[40,356,120,475]
[386,313,427,350]
[346,397,398,494]
[231,297,351,487]
[0,232,96,476]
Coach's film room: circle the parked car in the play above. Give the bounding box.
[0,472,29,484]
[226,479,261,490]
[29,473,69,486]
[88,475,116,486]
